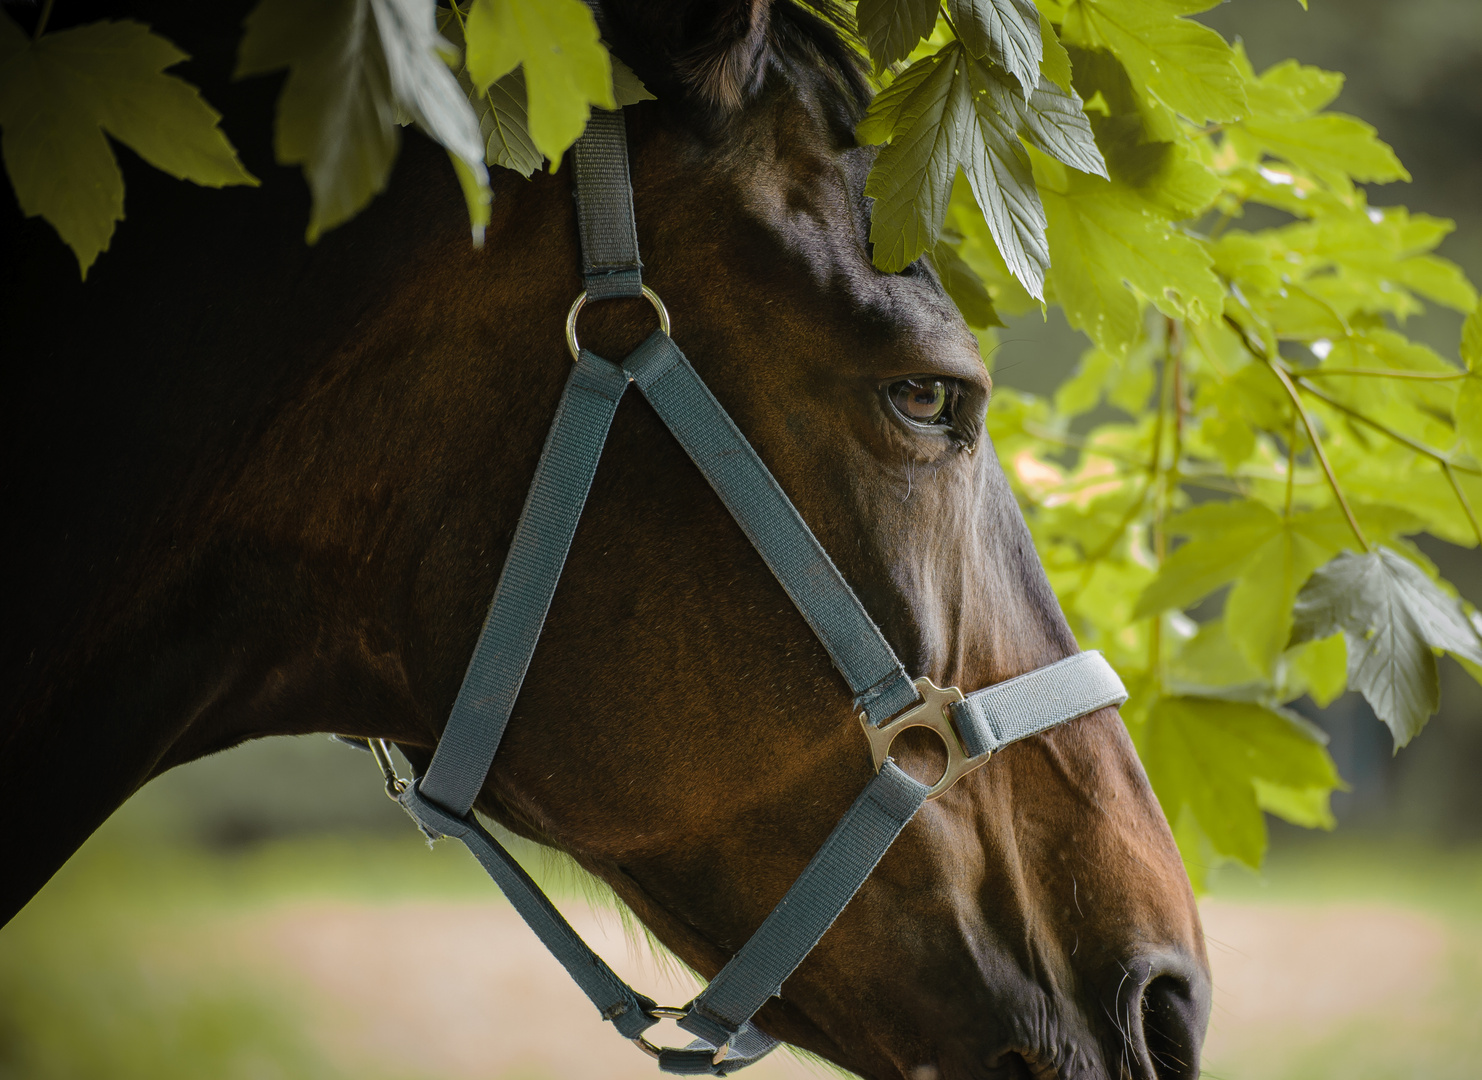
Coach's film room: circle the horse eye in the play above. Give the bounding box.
[887,378,954,426]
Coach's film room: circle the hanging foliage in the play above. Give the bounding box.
[2,0,1478,887]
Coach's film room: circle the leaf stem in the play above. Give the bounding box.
[1285,408,1298,518]
[1272,364,1371,552]
[34,0,55,40]
[1150,325,1183,687]
[1292,376,1482,476]
[1223,315,1370,552]
[1443,463,1482,548]
[1300,368,1469,381]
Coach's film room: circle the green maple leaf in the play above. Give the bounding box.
[1227,47,1404,193]
[1292,633,1348,709]
[1464,304,1482,370]
[1035,158,1222,356]
[1461,307,1482,456]
[948,0,1042,96]
[442,0,650,180]
[1060,0,1246,124]
[1224,524,1331,676]
[857,0,938,69]
[1135,503,1425,678]
[1037,11,1073,92]
[464,0,614,167]
[1134,501,1286,617]
[927,235,1003,328]
[1395,254,1477,314]
[1138,695,1338,867]
[239,0,488,243]
[0,15,256,277]
[996,70,1107,181]
[1232,113,1408,191]
[1290,547,1482,748]
[860,51,968,275]
[861,44,1104,298]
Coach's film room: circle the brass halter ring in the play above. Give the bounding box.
[565,285,671,361]
[859,676,989,800]
[631,1006,731,1066]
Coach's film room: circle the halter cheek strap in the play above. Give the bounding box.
[392,108,1126,1075]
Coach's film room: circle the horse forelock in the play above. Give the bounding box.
[601,0,870,124]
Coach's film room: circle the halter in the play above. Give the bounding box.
[374,108,1126,1075]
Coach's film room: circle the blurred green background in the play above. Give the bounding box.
[3,1,1480,1078]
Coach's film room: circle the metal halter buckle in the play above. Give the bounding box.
[631,1006,731,1066]
[860,676,989,800]
[368,738,409,800]
[566,285,671,361]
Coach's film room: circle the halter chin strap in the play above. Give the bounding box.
[396,107,1127,1075]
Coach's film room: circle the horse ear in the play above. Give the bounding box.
[600,0,777,112]
[675,0,774,110]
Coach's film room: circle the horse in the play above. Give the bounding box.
[0,1,1211,1077]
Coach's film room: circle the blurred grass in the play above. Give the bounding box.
[1209,834,1482,918]
[5,799,1481,1079]
[1200,838,1482,1080]
[0,827,478,1080]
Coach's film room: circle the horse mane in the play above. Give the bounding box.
[762,1,872,120]
[604,0,871,124]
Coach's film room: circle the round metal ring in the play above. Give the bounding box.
[631,1006,690,1061]
[565,285,671,361]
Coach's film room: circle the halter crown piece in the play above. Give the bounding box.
[383,108,1127,1075]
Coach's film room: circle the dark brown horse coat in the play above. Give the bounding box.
[1,2,1210,1077]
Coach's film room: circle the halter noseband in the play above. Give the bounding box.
[380,108,1126,1075]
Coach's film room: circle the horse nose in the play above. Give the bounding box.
[1118,953,1211,1080]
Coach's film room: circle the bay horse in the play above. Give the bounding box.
[0,1,1210,1077]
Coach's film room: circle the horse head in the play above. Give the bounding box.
[1,1,1209,1077]
[426,2,1212,1076]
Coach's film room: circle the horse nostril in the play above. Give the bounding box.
[1139,974,1204,1080]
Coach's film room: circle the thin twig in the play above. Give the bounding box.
[1293,376,1482,476]
[1271,365,1371,551]
[1223,315,1370,551]
[1284,409,1298,518]
[1443,464,1482,548]
[1299,368,1469,381]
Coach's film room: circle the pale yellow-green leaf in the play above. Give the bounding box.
[1135,501,1283,616]
[1463,304,1482,370]
[1241,54,1342,117]
[1060,0,1246,124]
[1232,112,1409,191]
[1458,378,1482,458]
[239,0,399,242]
[465,0,613,166]
[1138,694,1337,868]
[1037,163,1223,356]
[0,16,255,276]
[611,57,655,106]
[1395,255,1478,314]
[1224,526,1328,675]
[1253,780,1335,830]
[1292,632,1347,708]
[1038,10,1073,92]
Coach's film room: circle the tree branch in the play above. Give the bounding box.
[1292,376,1482,476]
[1300,368,1468,381]
[1443,464,1482,548]
[1223,315,1370,551]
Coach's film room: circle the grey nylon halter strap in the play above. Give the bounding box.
[395,107,1128,1075]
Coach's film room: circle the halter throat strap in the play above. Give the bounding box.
[398,107,1127,1075]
